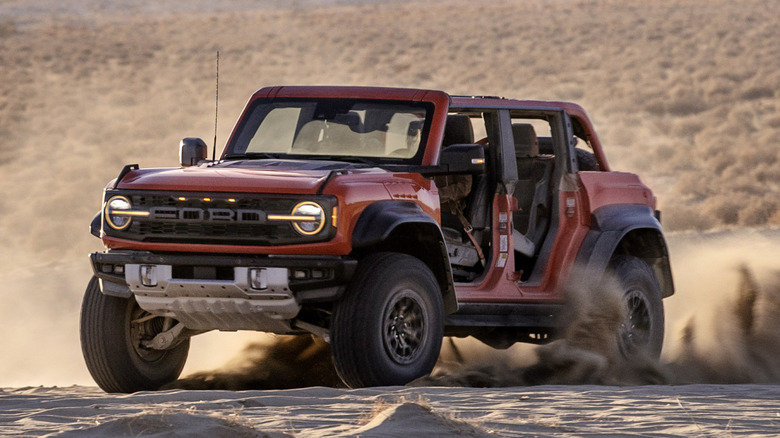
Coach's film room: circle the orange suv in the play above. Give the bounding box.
[82,86,674,392]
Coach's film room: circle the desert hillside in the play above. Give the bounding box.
[1,0,779,387]
[2,0,779,268]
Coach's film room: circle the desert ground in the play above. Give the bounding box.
[1,0,780,435]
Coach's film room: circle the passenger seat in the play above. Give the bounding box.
[512,123,554,257]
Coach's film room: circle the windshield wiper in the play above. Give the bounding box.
[276,154,377,166]
[225,152,383,168]
[224,152,282,160]
[329,156,377,166]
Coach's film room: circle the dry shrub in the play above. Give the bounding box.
[768,209,780,226]
[702,197,741,226]
[665,84,708,116]
[671,117,706,138]
[741,86,775,101]
[662,206,718,231]
[0,19,15,38]
[672,172,714,202]
[766,115,780,129]
[739,198,777,227]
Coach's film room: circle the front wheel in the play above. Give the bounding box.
[607,255,665,358]
[331,253,444,388]
[80,276,189,393]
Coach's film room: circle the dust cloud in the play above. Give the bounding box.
[668,266,780,384]
[417,267,668,388]
[1,0,779,387]
[420,230,780,387]
[170,334,344,391]
[423,249,780,387]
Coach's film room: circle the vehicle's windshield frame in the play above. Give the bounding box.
[224,98,435,165]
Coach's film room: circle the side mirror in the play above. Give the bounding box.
[439,143,486,174]
[179,137,208,167]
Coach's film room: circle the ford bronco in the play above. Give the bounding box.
[81,86,674,392]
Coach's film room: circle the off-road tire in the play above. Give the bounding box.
[331,252,444,388]
[607,255,665,358]
[80,276,189,393]
[576,148,600,171]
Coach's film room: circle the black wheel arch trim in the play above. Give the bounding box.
[351,200,457,314]
[575,204,674,298]
[90,211,102,238]
[352,201,440,248]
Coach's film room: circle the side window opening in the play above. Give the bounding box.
[437,112,492,282]
[509,116,556,279]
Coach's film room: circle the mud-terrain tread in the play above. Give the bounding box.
[331,252,443,388]
[576,148,600,171]
[607,255,665,358]
[80,276,189,393]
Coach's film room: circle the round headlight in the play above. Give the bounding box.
[291,201,325,235]
[104,195,133,230]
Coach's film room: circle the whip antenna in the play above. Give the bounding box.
[212,50,219,161]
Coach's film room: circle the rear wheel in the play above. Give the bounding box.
[331,253,444,387]
[80,276,189,393]
[607,255,665,358]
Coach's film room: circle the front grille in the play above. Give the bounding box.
[104,190,336,246]
[134,221,292,243]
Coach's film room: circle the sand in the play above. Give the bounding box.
[3,384,780,436]
[1,0,780,435]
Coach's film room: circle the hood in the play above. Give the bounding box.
[115,159,368,194]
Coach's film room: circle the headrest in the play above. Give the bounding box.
[512,123,539,157]
[442,114,474,147]
[332,111,363,133]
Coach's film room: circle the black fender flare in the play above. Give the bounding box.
[574,204,674,297]
[352,201,439,248]
[90,211,101,238]
[352,201,457,314]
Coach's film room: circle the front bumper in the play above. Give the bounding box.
[90,250,357,331]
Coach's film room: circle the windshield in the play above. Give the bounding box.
[225,98,433,163]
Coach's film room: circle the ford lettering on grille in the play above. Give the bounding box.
[149,207,267,223]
